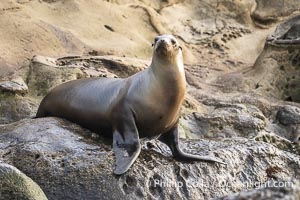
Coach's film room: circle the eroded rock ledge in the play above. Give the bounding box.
[0,117,299,199]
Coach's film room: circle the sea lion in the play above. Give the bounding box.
[36,34,225,175]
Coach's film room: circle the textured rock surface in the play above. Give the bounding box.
[0,118,299,200]
[268,15,300,45]
[244,17,300,103]
[218,180,300,200]
[182,103,266,139]
[277,105,300,126]
[251,0,300,28]
[1,1,300,199]
[214,15,300,104]
[0,76,28,94]
[0,162,48,200]
[0,93,37,124]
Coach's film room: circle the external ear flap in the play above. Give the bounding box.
[179,46,182,50]
[152,43,154,47]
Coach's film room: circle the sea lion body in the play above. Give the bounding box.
[36,35,224,174]
[37,65,185,138]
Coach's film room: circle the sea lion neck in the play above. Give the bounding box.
[149,53,186,83]
[148,53,186,99]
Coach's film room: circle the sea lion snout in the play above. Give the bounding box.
[153,35,180,57]
[156,38,171,52]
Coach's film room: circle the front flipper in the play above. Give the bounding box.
[112,110,141,175]
[158,124,226,165]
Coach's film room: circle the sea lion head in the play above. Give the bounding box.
[152,34,182,62]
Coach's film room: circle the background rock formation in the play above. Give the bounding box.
[0,0,300,199]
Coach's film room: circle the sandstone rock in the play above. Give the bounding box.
[251,0,300,28]
[25,55,86,97]
[0,76,28,95]
[0,79,34,123]
[267,15,300,46]
[0,118,299,199]
[235,15,300,103]
[0,93,37,124]
[0,0,269,77]
[0,162,48,200]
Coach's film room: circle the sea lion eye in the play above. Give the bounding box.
[171,39,176,45]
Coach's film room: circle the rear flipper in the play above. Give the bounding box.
[112,108,141,175]
[158,124,226,165]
